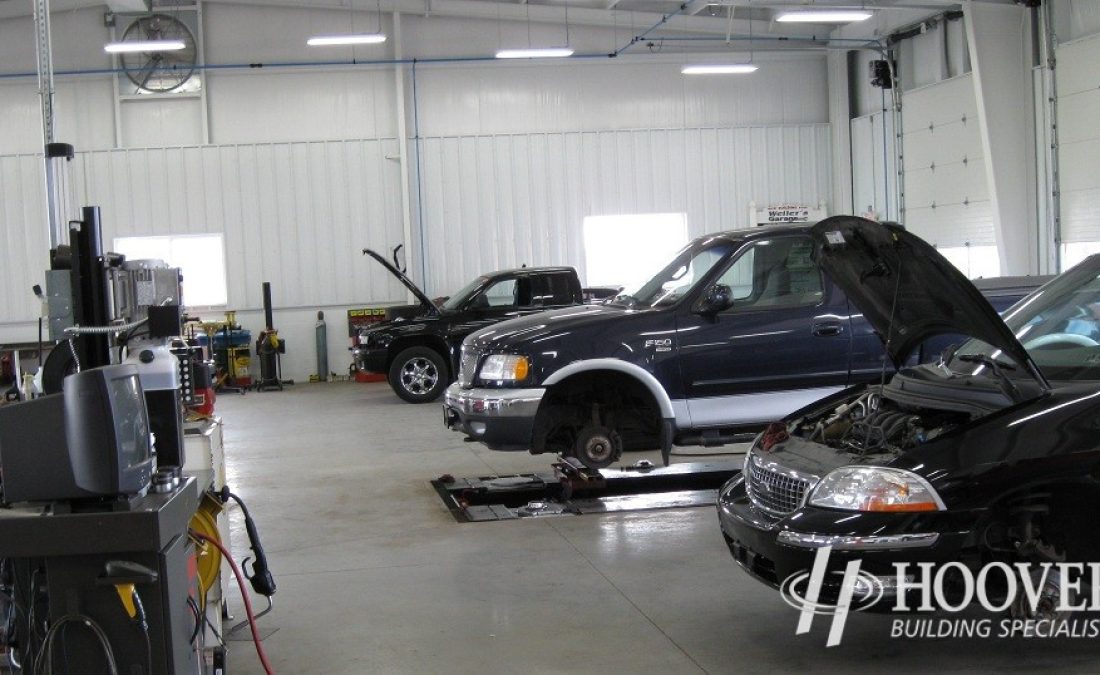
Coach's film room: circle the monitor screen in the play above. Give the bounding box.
[107,373,149,471]
[0,364,154,503]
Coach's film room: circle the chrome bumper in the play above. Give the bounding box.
[442,383,545,451]
[443,383,544,418]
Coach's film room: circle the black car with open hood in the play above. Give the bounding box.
[354,249,583,403]
[718,216,1100,615]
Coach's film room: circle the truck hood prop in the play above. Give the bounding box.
[363,248,439,316]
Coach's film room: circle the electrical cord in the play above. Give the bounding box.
[189,531,275,675]
[34,614,118,675]
[221,489,276,599]
[187,597,202,645]
[63,318,147,336]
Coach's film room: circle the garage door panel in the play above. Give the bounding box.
[1061,189,1100,243]
[1056,35,1100,97]
[906,161,989,208]
[1057,89,1100,145]
[905,200,995,248]
[1058,140,1100,192]
[902,74,977,134]
[903,122,984,169]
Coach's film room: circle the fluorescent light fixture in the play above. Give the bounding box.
[104,40,185,54]
[775,10,872,23]
[307,33,387,46]
[681,64,758,75]
[495,47,574,59]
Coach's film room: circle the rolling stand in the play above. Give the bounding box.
[253,282,293,392]
[0,478,203,673]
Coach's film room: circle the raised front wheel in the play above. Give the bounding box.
[573,425,622,469]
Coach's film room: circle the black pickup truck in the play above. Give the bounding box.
[443,221,1049,467]
[353,249,584,402]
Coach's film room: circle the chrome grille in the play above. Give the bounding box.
[458,346,479,387]
[746,455,812,516]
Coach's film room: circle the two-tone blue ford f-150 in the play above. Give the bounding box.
[444,218,1047,468]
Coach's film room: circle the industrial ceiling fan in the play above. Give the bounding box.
[117,13,198,93]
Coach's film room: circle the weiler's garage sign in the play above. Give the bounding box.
[765,205,811,223]
[749,201,828,226]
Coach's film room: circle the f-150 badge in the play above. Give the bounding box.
[645,338,673,352]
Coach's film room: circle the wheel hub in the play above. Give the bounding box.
[401,357,439,394]
[584,436,613,462]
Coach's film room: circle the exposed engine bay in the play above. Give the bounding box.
[788,367,1008,457]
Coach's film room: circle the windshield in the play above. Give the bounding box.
[441,277,488,311]
[952,258,1100,382]
[611,240,735,308]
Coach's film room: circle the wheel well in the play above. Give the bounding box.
[533,370,662,454]
[386,337,452,378]
[980,479,1100,564]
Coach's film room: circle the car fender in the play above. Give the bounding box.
[541,358,675,419]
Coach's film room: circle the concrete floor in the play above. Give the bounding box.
[217,382,1100,674]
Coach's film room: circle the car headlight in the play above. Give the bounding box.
[808,466,945,513]
[478,355,530,382]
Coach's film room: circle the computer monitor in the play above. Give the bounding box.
[0,364,155,504]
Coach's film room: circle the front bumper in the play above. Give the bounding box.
[442,383,544,452]
[716,473,975,604]
[352,346,388,374]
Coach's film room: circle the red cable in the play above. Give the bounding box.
[191,530,276,675]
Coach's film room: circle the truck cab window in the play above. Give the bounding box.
[480,278,518,308]
[714,237,823,310]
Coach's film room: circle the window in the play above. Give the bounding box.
[482,278,517,308]
[531,273,574,307]
[113,233,228,307]
[583,213,689,289]
[936,245,1001,279]
[1062,242,1100,272]
[713,237,823,310]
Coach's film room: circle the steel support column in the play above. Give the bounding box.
[964,0,1035,275]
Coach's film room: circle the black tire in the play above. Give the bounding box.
[573,425,623,469]
[388,346,448,403]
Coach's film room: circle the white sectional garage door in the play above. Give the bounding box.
[899,74,997,277]
[1055,32,1100,268]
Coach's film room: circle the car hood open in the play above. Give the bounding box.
[363,248,438,316]
[811,216,1047,387]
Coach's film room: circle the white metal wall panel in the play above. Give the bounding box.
[899,74,992,247]
[0,154,49,331]
[414,57,828,138]
[205,70,398,144]
[850,111,895,219]
[62,140,406,315]
[416,124,831,293]
[120,99,205,148]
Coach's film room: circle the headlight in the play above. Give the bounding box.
[808,466,944,513]
[478,355,530,382]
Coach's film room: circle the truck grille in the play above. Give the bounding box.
[746,455,813,516]
[458,346,479,387]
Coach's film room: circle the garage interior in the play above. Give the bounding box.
[2,0,1100,673]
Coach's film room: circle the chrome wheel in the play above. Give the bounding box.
[400,357,439,395]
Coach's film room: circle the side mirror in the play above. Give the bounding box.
[697,284,733,315]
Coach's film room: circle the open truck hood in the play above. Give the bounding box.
[363,248,438,316]
[811,216,1047,388]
